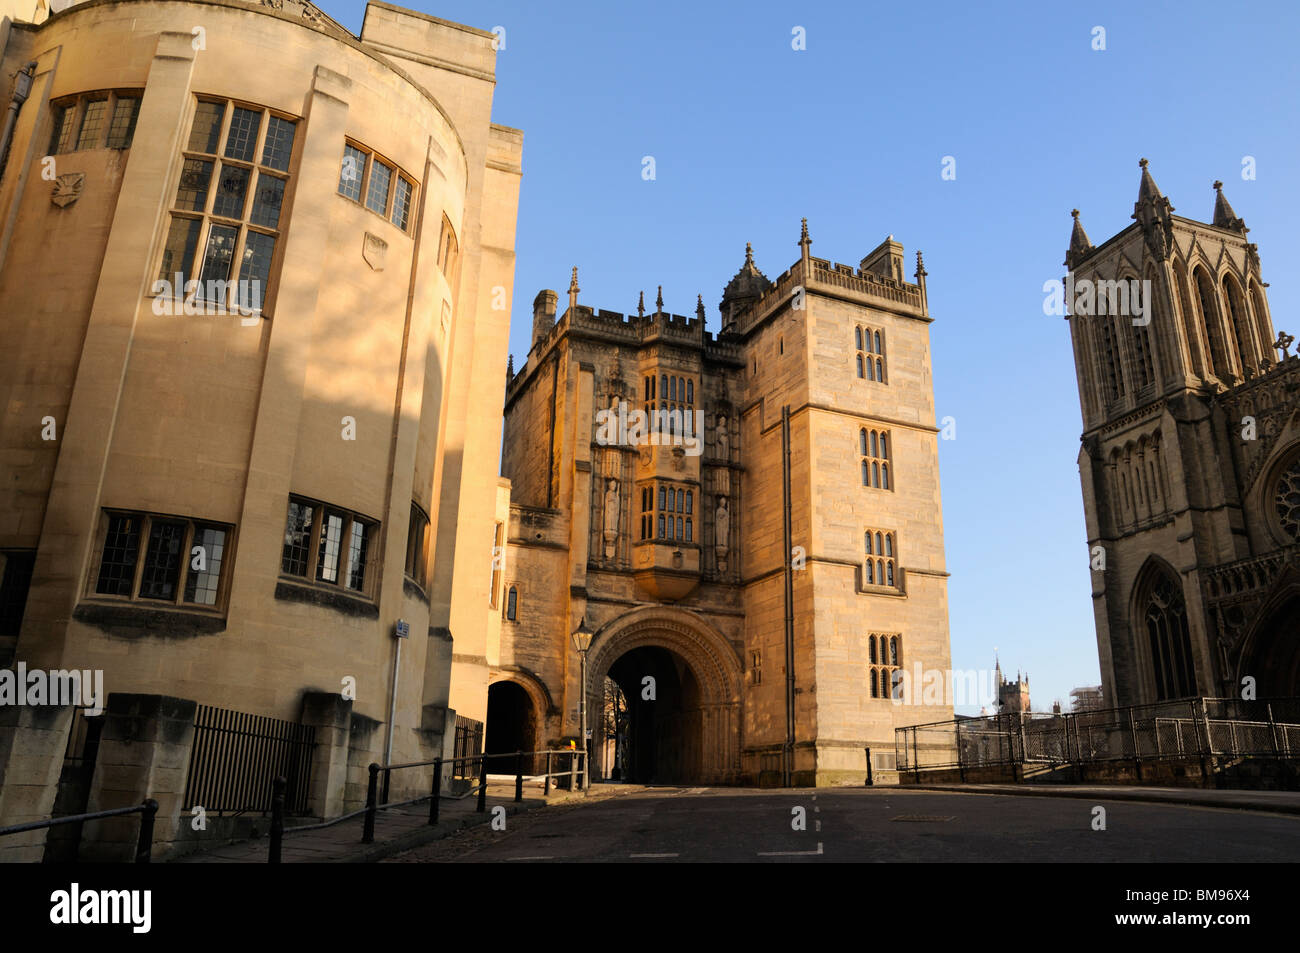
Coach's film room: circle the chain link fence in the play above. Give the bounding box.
[897,697,1300,772]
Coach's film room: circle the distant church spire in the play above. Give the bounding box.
[1212,180,1247,232]
[1065,208,1094,268]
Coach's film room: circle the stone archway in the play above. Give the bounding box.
[586,607,742,785]
[486,671,552,772]
[1235,578,1300,698]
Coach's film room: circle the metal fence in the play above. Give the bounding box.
[452,714,483,781]
[897,697,1300,772]
[183,704,315,815]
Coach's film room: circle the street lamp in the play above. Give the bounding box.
[571,617,594,790]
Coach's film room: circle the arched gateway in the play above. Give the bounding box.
[585,607,742,785]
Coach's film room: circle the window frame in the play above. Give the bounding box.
[859,427,893,490]
[863,528,900,591]
[337,137,419,235]
[156,97,299,320]
[87,509,234,611]
[868,633,903,699]
[279,494,378,599]
[406,501,431,590]
[645,482,694,543]
[855,324,888,384]
[48,89,144,155]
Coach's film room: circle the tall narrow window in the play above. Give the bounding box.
[857,326,887,383]
[139,519,187,601]
[870,633,902,699]
[1099,321,1125,401]
[106,96,142,149]
[75,97,109,150]
[184,526,226,606]
[1133,323,1155,389]
[864,528,898,589]
[1142,568,1196,700]
[407,503,431,588]
[96,514,142,596]
[505,586,518,621]
[859,428,892,490]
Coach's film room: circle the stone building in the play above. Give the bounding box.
[491,223,954,786]
[1066,160,1299,709]
[994,656,1031,713]
[0,0,518,857]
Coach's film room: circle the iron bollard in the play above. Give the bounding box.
[864,747,874,786]
[269,776,286,863]
[544,751,551,795]
[429,759,442,826]
[515,751,524,803]
[363,763,379,844]
[476,754,488,813]
[134,799,159,864]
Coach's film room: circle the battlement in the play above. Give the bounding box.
[509,293,747,396]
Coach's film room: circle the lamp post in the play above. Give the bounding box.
[1,63,37,181]
[571,618,593,790]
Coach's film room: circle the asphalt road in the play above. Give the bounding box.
[385,785,1300,863]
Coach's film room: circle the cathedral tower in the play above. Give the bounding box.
[1065,161,1300,707]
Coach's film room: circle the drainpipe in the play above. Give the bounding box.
[781,405,796,786]
[0,63,38,182]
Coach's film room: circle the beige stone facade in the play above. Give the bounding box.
[0,0,519,846]
[495,224,954,786]
[1066,162,1300,708]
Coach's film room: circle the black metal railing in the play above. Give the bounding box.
[896,696,1300,776]
[183,704,315,815]
[264,747,588,863]
[0,799,159,863]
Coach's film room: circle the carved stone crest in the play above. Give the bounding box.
[51,173,85,208]
[363,232,387,271]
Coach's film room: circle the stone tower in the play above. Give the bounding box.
[1065,161,1300,708]
[494,220,954,785]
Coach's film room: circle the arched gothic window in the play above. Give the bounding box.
[1140,567,1196,700]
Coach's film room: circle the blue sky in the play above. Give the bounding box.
[325,0,1300,712]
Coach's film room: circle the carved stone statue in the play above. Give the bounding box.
[716,415,729,461]
[714,495,730,572]
[603,478,620,560]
